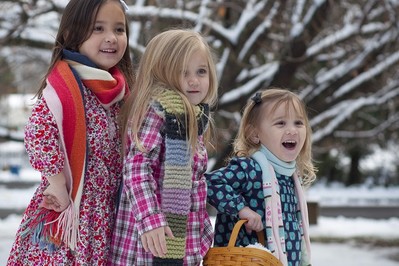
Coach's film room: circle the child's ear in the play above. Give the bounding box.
[248,126,260,144]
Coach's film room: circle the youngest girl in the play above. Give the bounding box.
[206,88,316,266]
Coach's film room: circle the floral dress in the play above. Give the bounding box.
[7,88,123,265]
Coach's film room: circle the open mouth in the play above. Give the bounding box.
[282,140,296,149]
[100,49,116,53]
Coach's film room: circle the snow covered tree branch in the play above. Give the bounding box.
[1,0,399,174]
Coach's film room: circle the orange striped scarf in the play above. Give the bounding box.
[22,54,127,251]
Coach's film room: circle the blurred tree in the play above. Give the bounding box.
[1,0,399,185]
[314,150,346,184]
[0,56,16,96]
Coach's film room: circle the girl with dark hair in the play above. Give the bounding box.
[7,0,134,264]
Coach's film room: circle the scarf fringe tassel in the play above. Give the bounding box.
[20,201,79,251]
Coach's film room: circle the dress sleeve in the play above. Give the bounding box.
[206,157,262,216]
[123,106,166,235]
[24,97,64,178]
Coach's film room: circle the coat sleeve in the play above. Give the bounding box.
[205,157,262,216]
[24,97,64,178]
[123,106,167,235]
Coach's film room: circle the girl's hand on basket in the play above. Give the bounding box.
[238,207,263,233]
[141,226,174,258]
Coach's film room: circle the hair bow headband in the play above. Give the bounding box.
[251,92,262,105]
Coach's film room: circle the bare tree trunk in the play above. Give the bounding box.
[346,146,363,186]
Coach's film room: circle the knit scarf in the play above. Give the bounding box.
[251,145,311,266]
[21,50,127,251]
[151,89,209,266]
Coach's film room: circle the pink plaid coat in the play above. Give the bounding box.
[108,105,213,265]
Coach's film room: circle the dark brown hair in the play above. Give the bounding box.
[37,0,134,97]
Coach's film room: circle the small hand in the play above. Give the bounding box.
[141,226,174,258]
[41,194,69,212]
[238,206,263,233]
[41,173,70,212]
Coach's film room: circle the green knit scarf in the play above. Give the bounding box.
[152,89,209,265]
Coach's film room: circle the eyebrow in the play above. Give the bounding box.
[95,20,126,26]
[271,114,304,121]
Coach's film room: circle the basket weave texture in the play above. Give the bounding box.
[203,219,283,266]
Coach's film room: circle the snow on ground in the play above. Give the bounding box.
[307,181,399,206]
[1,214,399,265]
[309,216,399,240]
[0,170,399,265]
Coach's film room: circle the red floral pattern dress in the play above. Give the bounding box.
[7,88,123,265]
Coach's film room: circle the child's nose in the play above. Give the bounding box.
[286,126,297,135]
[188,76,199,86]
[105,32,117,43]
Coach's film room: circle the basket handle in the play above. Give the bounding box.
[227,219,266,247]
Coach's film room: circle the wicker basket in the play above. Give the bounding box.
[203,219,283,266]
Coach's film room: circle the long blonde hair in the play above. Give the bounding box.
[234,88,316,186]
[121,29,218,153]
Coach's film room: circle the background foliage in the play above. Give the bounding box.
[1,0,399,185]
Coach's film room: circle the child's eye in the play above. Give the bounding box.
[198,68,207,75]
[275,121,285,126]
[116,27,126,34]
[93,25,103,32]
[295,120,304,126]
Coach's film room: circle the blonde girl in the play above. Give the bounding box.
[206,88,316,266]
[109,29,218,265]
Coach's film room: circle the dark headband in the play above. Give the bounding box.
[251,92,262,105]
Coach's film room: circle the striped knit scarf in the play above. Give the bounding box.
[251,145,311,266]
[151,89,209,266]
[21,50,127,251]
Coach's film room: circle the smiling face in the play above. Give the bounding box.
[251,100,307,162]
[179,49,210,105]
[78,0,127,70]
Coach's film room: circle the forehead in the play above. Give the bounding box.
[96,0,125,21]
[182,48,208,69]
[190,49,208,62]
[265,98,305,117]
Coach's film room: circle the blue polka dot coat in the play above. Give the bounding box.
[206,157,303,266]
